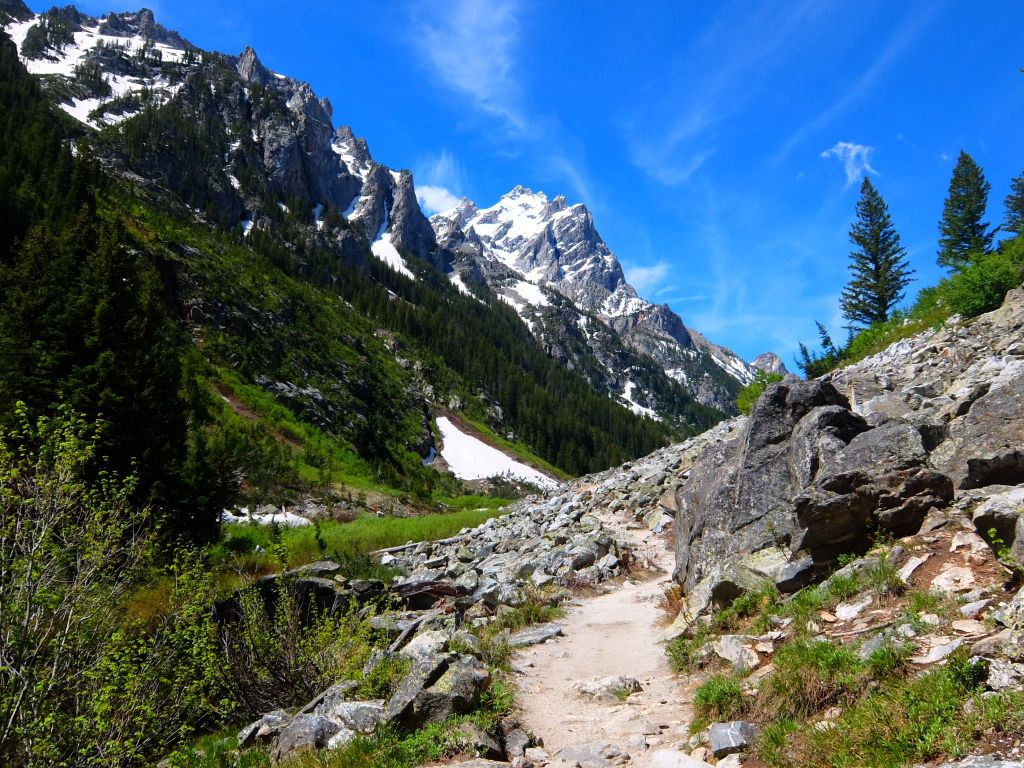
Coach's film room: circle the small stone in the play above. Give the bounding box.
[960,599,990,619]
[626,734,648,751]
[507,622,563,648]
[835,595,873,621]
[931,566,977,594]
[898,554,930,583]
[951,619,988,636]
[911,637,964,664]
[524,746,550,764]
[648,749,712,767]
[711,635,760,673]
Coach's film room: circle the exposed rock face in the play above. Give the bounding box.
[752,352,788,375]
[0,0,32,23]
[669,282,1024,629]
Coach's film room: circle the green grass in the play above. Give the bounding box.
[488,599,565,634]
[666,628,712,674]
[791,653,997,768]
[210,368,386,494]
[217,508,506,571]
[757,639,864,720]
[693,675,745,730]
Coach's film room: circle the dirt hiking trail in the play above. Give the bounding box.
[514,506,695,767]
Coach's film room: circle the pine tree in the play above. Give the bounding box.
[938,150,994,270]
[1005,171,1024,238]
[840,177,913,329]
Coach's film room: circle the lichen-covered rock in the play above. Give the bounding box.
[270,714,340,763]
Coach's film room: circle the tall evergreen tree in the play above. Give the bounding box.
[1004,171,1024,238]
[840,177,913,329]
[938,150,994,270]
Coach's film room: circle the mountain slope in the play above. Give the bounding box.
[1,3,754,428]
[0,8,703,511]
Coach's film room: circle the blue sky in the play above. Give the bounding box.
[32,0,1024,363]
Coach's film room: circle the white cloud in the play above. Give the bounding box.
[773,6,935,163]
[622,260,672,297]
[416,0,526,135]
[820,141,878,188]
[418,149,465,191]
[417,185,462,216]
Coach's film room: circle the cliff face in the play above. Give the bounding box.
[645,283,1024,645]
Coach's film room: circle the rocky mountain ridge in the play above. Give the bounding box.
[0,1,761,428]
[433,187,758,415]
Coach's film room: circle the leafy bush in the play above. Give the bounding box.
[667,629,711,674]
[0,407,219,767]
[217,582,386,718]
[944,239,1024,317]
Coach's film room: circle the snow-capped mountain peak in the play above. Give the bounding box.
[432,184,757,413]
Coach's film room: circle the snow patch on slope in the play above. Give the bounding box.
[371,234,415,280]
[622,381,658,420]
[436,417,557,489]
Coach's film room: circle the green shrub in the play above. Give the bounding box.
[863,641,912,682]
[218,582,387,718]
[737,370,785,415]
[824,572,862,601]
[944,239,1024,317]
[758,640,864,719]
[666,629,711,674]
[865,552,906,598]
[693,675,745,729]
[711,583,780,631]
[800,651,990,767]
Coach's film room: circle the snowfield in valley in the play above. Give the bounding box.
[435,416,557,489]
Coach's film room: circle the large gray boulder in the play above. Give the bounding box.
[674,380,953,598]
[931,363,1024,489]
[675,381,860,592]
[385,653,490,729]
[270,714,340,763]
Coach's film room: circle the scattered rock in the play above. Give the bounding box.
[708,721,757,758]
[507,623,563,648]
[238,710,289,750]
[560,741,630,766]
[899,554,930,583]
[931,565,977,593]
[835,595,872,621]
[711,635,760,672]
[455,722,504,759]
[270,714,340,763]
[569,675,643,703]
[911,637,964,664]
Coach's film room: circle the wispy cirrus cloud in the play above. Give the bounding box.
[773,5,937,164]
[621,260,673,297]
[416,0,527,136]
[820,141,878,187]
[624,0,825,187]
